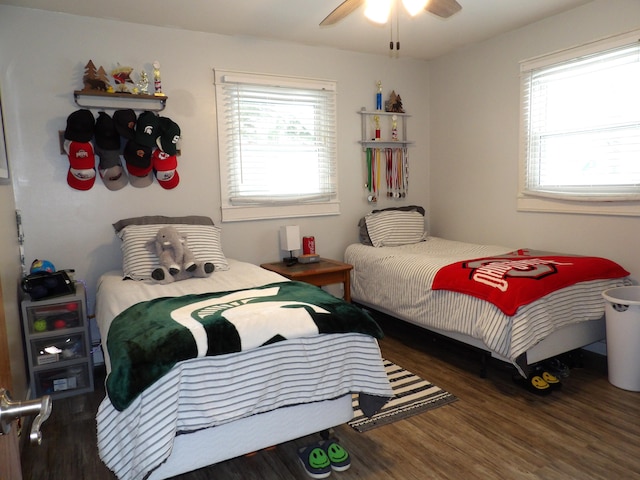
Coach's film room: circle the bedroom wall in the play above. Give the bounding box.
[0,5,430,326]
[428,0,640,285]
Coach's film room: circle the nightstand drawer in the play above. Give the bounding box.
[24,301,84,334]
[33,362,91,398]
[30,332,87,366]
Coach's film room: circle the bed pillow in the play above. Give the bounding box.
[117,223,229,280]
[359,206,426,245]
[364,210,427,247]
[113,215,214,233]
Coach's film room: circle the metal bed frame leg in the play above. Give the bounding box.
[480,351,490,378]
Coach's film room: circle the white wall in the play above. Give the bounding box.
[429,0,640,283]
[0,6,430,314]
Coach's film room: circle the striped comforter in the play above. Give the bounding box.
[345,237,632,369]
[97,333,391,480]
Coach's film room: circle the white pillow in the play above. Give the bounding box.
[364,210,426,247]
[118,224,230,280]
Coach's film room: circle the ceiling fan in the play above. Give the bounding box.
[320,0,462,26]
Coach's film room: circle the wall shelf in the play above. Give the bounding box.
[73,90,168,112]
[358,108,412,150]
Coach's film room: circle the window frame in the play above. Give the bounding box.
[518,29,640,217]
[214,69,340,222]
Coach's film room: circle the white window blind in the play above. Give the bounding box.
[214,69,339,222]
[520,30,640,209]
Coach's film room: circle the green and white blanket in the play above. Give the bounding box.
[106,281,384,411]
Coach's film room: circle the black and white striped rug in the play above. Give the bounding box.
[348,359,458,432]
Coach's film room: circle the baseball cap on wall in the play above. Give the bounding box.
[95,112,121,150]
[64,109,95,143]
[123,139,153,188]
[64,139,96,190]
[135,111,160,148]
[152,149,179,189]
[113,109,137,140]
[95,146,128,191]
[156,117,181,155]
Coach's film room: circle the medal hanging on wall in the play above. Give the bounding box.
[366,147,381,203]
[366,147,409,203]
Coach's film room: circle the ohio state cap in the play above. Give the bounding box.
[64,140,96,190]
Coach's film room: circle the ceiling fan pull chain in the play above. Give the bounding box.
[396,10,400,50]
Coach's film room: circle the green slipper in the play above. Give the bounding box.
[298,444,331,479]
[320,439,351,472]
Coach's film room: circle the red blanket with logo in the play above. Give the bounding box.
[431,249,629,315]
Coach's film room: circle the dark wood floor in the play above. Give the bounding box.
[21,317,640,479]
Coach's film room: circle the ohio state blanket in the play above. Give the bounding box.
[431,249,629,316]
[106,281,383,410]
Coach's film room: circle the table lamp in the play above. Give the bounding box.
[280,225,301,266]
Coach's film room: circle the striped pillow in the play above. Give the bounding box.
[118,224,230,280]
[364,210,426,247]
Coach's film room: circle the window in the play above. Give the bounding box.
[519,30,640,216]
[214,69,339,222]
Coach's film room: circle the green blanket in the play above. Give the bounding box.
[106,281,384,411]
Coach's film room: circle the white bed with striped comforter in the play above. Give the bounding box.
[95,260,392,480]
[345,236,631,374]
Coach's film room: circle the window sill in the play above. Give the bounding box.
[221,201,341,222]
[517,195,640,217]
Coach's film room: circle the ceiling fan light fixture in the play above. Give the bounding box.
[364,0,393,24]
[402,0,428,16]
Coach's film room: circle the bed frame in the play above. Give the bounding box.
[148,395,354,479]
[356,299,606,377]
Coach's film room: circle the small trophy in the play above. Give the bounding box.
[391,115,398,141]
[138,70,150,95]
[153,60,164,96]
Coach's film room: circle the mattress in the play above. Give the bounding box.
[345,237,631,366]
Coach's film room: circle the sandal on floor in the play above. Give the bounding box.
[298,444,332,479]
[320,439,351,472]
[513,373,553,396]
[540,370,562,391]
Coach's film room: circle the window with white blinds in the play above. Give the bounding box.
[214,69,339,222]
[518,30,640,215]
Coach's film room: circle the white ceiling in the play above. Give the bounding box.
[1,0,593,60]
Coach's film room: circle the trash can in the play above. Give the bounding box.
[602,286,640,392]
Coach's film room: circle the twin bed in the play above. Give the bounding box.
[95,211,631,479]
[95,216,392,480]
[345,207,632,377]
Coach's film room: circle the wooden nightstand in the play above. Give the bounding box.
[260,258,353,302]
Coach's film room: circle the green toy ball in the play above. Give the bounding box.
[33,318,47,332]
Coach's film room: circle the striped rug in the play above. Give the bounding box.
[348,359,458,432]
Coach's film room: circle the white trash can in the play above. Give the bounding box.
[602,286,640,392]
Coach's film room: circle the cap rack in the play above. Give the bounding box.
[73,90,168,112]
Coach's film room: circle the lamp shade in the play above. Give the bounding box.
[280,225,301,252]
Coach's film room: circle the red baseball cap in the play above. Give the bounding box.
[64,140,96,190]
[152,149,179,189]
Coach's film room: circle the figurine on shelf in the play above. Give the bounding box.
[385,90,405,113]
[391,115,398,141]
[153,60,165,96]
[81,60,109,92]
[111,64,134,93]
[376,80,382,111]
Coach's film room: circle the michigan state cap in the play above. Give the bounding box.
[135,111,160,148]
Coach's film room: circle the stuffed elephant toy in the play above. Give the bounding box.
[145,225,214,283]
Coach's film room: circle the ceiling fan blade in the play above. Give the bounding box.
[425,0,462,18]
[320,0,365,26]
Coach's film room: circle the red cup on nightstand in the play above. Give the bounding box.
[303,236,315,255]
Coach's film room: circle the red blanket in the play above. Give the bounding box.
[432,249,629,315]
